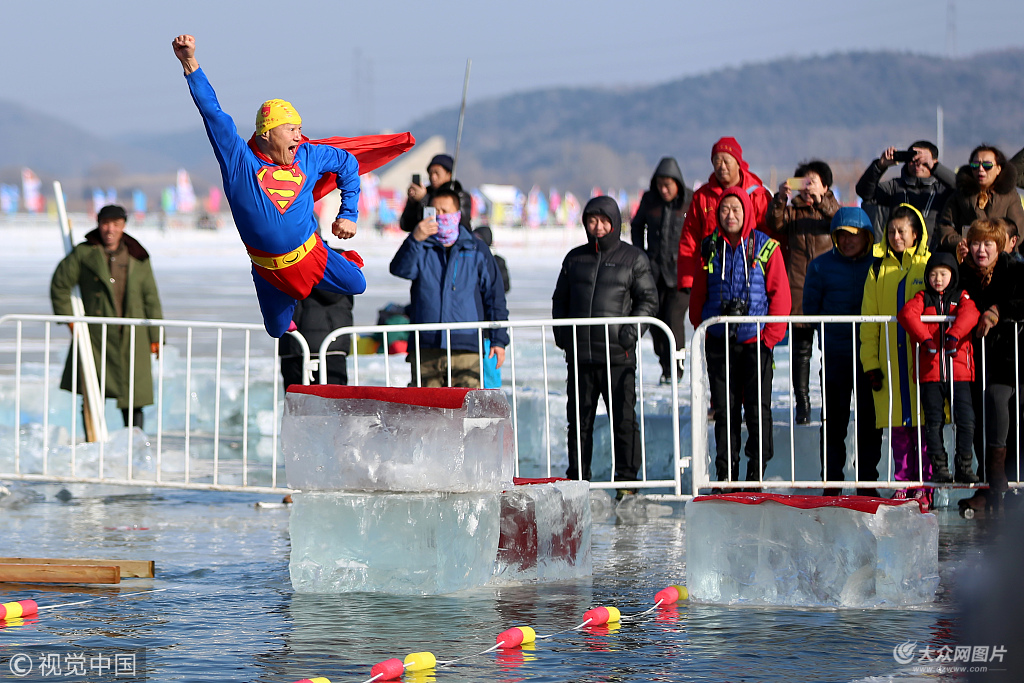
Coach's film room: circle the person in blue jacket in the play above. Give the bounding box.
[802,207,883,495]
[390,187,509,387]
[171,34,366,338]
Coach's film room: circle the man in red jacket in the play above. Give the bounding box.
[677,137,773,291]
[897,252,980,483]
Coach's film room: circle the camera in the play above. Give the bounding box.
[721,299,749,317]
[893,150,916,163]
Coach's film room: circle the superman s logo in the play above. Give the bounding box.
[256,164,307,214]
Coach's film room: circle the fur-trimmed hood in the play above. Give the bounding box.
[955,160,1019,197]
[83,229,150,261]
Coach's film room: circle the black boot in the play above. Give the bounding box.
[744,458,768,491]
[716,460,740,483]
[954,450,980,484]
[792,330,813,425]
[929,449,953,483]
[988,447,1008,512]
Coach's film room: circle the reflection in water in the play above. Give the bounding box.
[0,485,996,682]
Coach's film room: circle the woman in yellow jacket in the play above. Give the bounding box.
[860,204,931,498]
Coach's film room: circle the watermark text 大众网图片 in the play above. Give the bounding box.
[893,640,1006,672]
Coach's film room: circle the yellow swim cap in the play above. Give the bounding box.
[255,99,302,136]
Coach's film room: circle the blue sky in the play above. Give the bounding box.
[4,0,1023,137]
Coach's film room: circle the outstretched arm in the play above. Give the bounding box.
[172,34,199,74]
[174,34,246,171]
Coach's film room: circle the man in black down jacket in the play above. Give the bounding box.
[631,157,693,383]
[552,196,658,485]
[279,250,354,386]
[855,140,955,246]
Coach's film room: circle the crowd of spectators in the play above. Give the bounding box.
[653,138,1024,510]
[381,139,1024,507]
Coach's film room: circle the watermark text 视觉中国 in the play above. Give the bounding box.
[2,647,145,681]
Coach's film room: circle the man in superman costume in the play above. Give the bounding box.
[171,34,414,337]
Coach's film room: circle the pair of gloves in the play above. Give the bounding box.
[865,335,960,391]
[920,334,960,357]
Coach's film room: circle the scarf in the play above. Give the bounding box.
[436,211,461,246]
[964,254,997,290]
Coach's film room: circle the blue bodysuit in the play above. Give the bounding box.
[185,67,366,337]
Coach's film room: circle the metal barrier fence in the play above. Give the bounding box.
[689,314,1022,498]
[0,314,687,497]
[314,316,687,497]
[11,309,1014,502]
[0,314,292,493]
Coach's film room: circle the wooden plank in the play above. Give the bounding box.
[0,564,120,584]
[0,558,153,578]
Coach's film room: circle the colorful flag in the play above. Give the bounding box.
[616,189,629,215]
[175,169,196,213]
[358,173,380,218]
[526,186,542,228]
[0,185,19,214]
[512,188,526,225]
[564,192,581,227]
[132,189,147,217]
[92,189,107,215]
[162,188,176,214]
[470,189,488,221]
[377,187,400,225]
[549,188,562,217]
[21,168,43,213]
[207,186,222,213]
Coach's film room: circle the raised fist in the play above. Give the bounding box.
[171,34,195,61]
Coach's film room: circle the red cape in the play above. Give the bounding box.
[307,132,415,200]
[248,131,416,202]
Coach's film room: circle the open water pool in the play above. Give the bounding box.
[0,484,1005,682]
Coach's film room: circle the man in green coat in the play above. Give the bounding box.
[50,205,163,429]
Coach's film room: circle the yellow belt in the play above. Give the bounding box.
[247,233,317,270]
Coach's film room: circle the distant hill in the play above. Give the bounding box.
[0,100,206,209]
[407,49,1024,198]
[3,49,1024,208]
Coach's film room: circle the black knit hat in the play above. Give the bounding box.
[428,154,454,173]
[97,204,128,223]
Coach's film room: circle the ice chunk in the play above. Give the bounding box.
[685,494,938,607]
[289,490,500,595]
[0,424,156,481]
[282,387,514,492]
[493,479,591,583]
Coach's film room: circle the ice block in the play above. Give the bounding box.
[289,490,501,595]
[493,478,592,583]
[685,493,938,607]
[281,386,514,492]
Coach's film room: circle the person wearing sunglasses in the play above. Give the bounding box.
[935,145,1024,254]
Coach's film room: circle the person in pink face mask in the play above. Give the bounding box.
[390,187,509,388]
